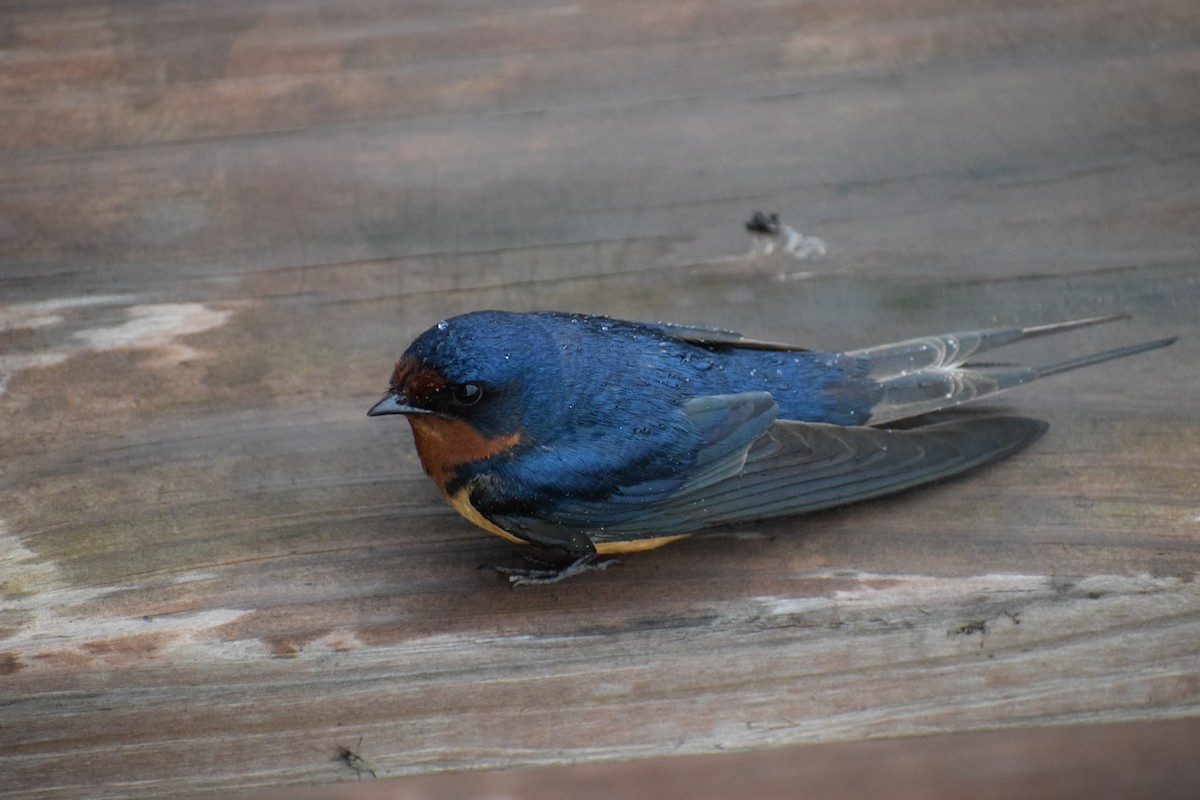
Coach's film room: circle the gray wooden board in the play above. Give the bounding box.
[1,0,1198,796]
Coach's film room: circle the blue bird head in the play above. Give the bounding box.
[368,311,563,439]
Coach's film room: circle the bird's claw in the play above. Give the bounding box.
[483,554,621,586]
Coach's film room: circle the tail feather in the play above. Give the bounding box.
[1033,336,1177,378]
[856,316,1174,426]
[847,314,1130,380]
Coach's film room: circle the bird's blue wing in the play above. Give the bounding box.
[486,399,1047,554]
[481,392,779,554]
[638,414,1047,535]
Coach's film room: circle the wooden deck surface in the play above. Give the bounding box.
[2,0,1198,796]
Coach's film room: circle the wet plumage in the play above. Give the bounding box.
[369,311,1174,584]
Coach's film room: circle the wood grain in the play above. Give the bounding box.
[254,717,1200,800]
[1,0,1198,796]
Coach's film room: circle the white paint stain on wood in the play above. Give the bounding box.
[0,297,236,395]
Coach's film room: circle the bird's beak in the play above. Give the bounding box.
[367,392,431,417]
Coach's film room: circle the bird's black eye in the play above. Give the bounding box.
[451,383,483,407]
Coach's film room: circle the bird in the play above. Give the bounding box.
[368,311,1175,585]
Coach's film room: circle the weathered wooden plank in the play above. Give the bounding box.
[1,0,1198,797]
[254,717,1200,800]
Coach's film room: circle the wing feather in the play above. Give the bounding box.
[489,397,1047,552]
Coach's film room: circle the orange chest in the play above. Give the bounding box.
[405,415,521,493]
[404,415,525,544]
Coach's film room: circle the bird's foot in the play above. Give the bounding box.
[482,553,621,586]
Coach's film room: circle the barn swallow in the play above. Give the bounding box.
[369,311,1174,585]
